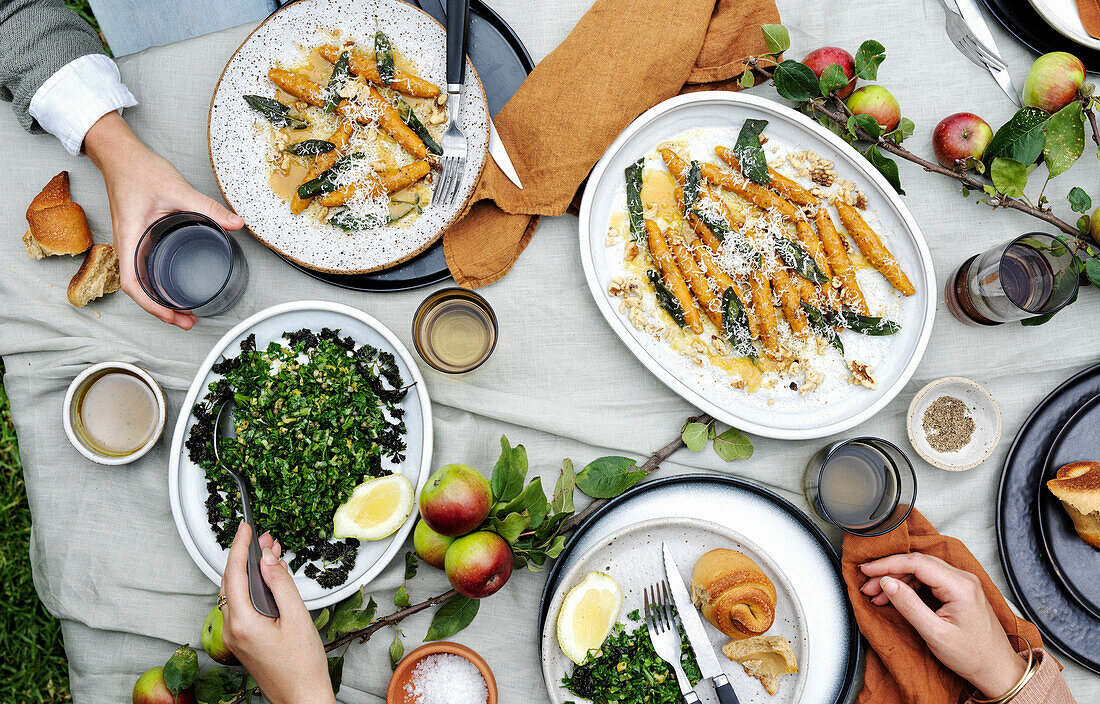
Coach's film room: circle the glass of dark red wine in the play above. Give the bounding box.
[945,233,1080,326]
[135,212,248,317]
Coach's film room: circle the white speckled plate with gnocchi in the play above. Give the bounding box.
[579,92,936,440]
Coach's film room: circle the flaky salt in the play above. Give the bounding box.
[404,653,488,704]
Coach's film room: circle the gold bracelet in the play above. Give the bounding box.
[971,635,1039,704]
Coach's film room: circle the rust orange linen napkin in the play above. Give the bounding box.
[443,0,780,288]
[841,510,1047,704]
[1077,0,1100,39]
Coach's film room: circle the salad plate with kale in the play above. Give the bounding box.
[168,301,432,609]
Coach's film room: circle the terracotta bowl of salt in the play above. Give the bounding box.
[387,641,498,704]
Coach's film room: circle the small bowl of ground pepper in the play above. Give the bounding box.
[907,377,1001,471]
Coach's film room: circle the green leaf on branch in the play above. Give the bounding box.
[1043,101,1085,178]
[327,656,344,695]
[312,608,330,631]
[681,422,709,451]
[496,478,549,528]
[818,63,850,96]
[425,595,480,641]
[732,118,771,184]
[760,24,790,55]
[327,589,377,639]
[713,427,754,461]
[551,459,576,514]
[163,646,199,696]
[576,457,646,498]
[394,585,411,607]
[863,146,905,195]
[404,551,419,581]
[194,668,245,704]
[847,114,882,140]
[1085,258,1100,288]
[390,630,404,671]
[990,157,1027,198]
[491,512,529,544]
[738,70,755,89]
[984,107,1051,166]
[1078,215,1092,234]
[773,60,820,102]
[854,40,886,80]
[491,436,528,502]
[886,117,915,143]
[1069,187,1092,213]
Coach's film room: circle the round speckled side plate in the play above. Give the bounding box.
[539,474,860,704]
[208,0,490,274]
[542,517,809,704]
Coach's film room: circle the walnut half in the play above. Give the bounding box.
[848,361,877,389]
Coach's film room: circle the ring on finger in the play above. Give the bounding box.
[218,594,228,610]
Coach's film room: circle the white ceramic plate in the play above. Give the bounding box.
[542,517,809,704]
[167,301,433,609]
[208,0,490,274]
[578,91,936,440]
[1028,0,1100,51]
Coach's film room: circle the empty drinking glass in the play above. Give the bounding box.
[135,211,248,316]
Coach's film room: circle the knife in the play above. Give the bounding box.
[426,0,524,188]
[953,0,1021,106]
[662,543,740,704]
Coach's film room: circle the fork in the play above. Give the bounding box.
[644,583,701,704]
[940,1,1007,71]
[433,0,470,207]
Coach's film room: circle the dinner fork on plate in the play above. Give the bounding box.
[433,0,471,207]
[644,583,701,704]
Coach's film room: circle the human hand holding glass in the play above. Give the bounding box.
[220,522,336,704]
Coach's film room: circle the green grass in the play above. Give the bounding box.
[0,362,71,703]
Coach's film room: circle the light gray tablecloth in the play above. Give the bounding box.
[1,0,1098,701]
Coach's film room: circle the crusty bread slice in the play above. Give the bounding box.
[722,635,798,696]
[67,244,120,307]
[23,171,93,258]
[1047,461,1100,549]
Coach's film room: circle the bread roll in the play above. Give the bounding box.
[689,548,777,640]
[68,244,120,307]
[23,171,93,258]
[722,635,797,696]
[1047,461,1100,549]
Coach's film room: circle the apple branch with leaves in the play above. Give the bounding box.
[742,25,1100,317]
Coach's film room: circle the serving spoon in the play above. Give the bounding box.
[215,400,280,618]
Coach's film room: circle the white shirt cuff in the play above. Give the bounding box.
[28,54,138,156]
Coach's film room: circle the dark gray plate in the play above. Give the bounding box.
[998,363,1100,673]
[1039,393,1100,620]
[538,473,861,704]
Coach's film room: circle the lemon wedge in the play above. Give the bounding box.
[556,571,623,665]
[332,474,414,541]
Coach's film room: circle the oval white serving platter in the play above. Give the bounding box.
[542,517,809,704]
[1027,0,1100,51]
[578,91,936,440]
[208,0,489,274]
[167,301,433,609]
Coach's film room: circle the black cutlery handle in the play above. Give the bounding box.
[234,472,280,618]
[713,674,740,704]
[446,0,470,85]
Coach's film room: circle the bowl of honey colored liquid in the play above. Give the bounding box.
[63,361,167,465]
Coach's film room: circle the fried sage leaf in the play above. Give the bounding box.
[646,269,686,327]
[243,94,309,130]
[375,31,396,86]
[285,139,335,156]
[826,307,900,335]
[722,287,756,358]
[732,118,770,185]
[801,301,843,353]
[625,158,645,241]
[324,51,351,114]
[684,161,762,267]
[296,151,363,199]
[394,96,442,155]
[772,235,829,283]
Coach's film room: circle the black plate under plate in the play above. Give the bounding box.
[538,473,861,704]
[998,363,1100,673]
[980,0,1100,73]
[1039,394,1100,620]
[275,0,534,291]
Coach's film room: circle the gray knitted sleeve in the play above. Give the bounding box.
[0,0,107,132]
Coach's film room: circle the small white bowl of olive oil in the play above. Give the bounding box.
[63,362,166,465]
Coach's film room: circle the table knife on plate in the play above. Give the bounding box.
[662,542,740,704]
[953,0,1021,106]
[424,0,524,188]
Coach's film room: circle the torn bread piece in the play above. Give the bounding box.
[722,635,798,696]
[67,244,120,307]
[24,171,93,258]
